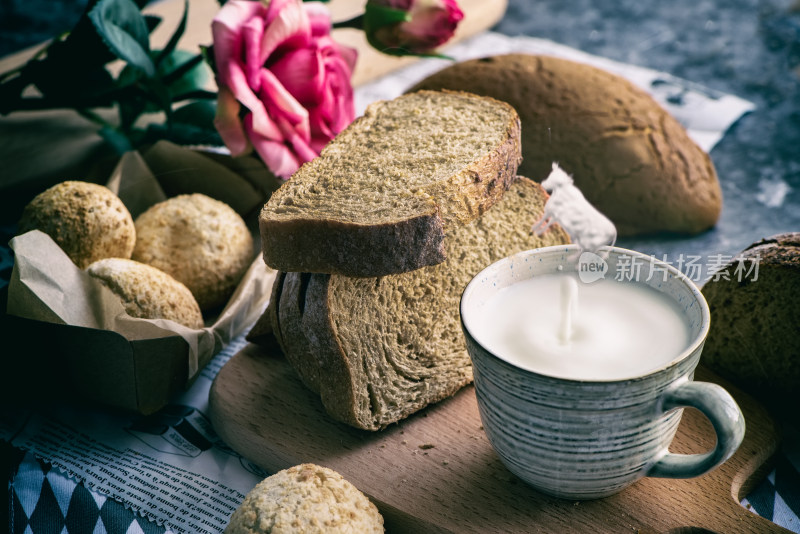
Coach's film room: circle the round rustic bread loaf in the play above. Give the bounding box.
[409,54,722,236]
[132,193,254,311]
[224,463,384,534]
[86,258,204,329]
[701,233,799,417]
[18,180,136,268]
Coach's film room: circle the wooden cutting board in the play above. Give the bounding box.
[209,343,787,533]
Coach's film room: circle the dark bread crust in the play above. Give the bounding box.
[259,90,522,277]
[260,212,446,278]
[701,233,800,419]
[411,54,721,236]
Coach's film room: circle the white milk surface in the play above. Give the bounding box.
[470,273,692,380]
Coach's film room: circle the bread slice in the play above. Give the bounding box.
[273,178,570,430]
[259,90,522,278]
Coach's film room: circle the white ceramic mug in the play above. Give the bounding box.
[460,245,746,499]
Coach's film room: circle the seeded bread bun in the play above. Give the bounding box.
[410,54,722,236]
[701,233,800,416]
[18,180,136,269]
[224,464,384,534]
[86,258,203,329]
[132,193,254,311]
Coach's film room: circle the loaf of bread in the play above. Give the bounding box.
[86,258,204,329]
[410,54,722,236]
[259,90,522,277]
[132,193,254,311]
[18,180,136,269]
[224,464,384,534]
[267,178,570,430]
[701,233,799,417]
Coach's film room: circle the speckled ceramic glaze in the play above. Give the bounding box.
[461,245,745,500]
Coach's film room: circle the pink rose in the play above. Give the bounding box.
[365,0,464,55]
[212,0,357,179]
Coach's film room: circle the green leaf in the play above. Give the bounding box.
[363,4,411,28]
[172,100,217,129]
[161,51,210,91]
[143,121,223,147]
[89,0,155,78]
[97,125,134,154]
[156,0,188,66]
[117,92,147,132]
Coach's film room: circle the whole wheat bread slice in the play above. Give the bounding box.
[259,90,522,278]
[272,178,570,430]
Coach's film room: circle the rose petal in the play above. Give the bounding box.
[214,85,251,156]
[280,120,319,163]
[270,47,324,106]
[212,0,266,74]
[224,66,280,141]
[334,41,359,74]
[259,69,310,139]
[303,2,333,37]
[241,15,266,90]
[212,1,275,135]
[245,114,302,178]
[260,0,311,66]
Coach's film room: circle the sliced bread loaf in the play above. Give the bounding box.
[259,90,522,277]
[271,178,570,430]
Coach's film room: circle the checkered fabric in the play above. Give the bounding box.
[10,453,170,534]
[741,454,800,532]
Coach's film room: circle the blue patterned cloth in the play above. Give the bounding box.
[10,454,167,534]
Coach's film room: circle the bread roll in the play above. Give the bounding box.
[701,233,800,416]
[86,258,203,329]
[132,194,254,311]
[410,54,722,236]
[18,180,136,268]
[225,464,384,534]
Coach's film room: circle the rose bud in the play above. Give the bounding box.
[364,0,464,56]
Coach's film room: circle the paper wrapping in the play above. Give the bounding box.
[6,141,278,402]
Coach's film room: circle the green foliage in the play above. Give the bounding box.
[89,0,155,77]
[0,0,218,153]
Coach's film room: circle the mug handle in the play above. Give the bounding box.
[646,379,746,479]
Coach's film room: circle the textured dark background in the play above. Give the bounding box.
[1,0,799,260]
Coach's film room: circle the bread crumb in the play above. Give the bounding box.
[418,444,435,450]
